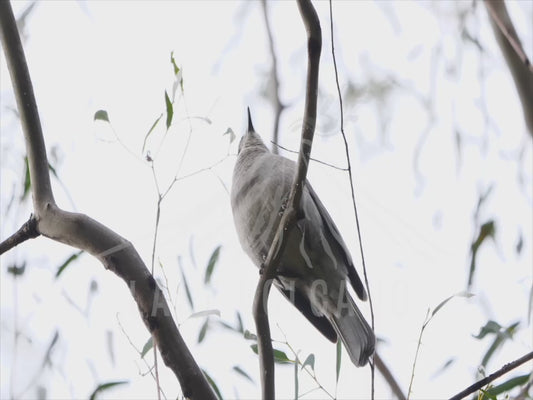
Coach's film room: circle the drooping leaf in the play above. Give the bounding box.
[431,358,455,379]
[140,336,153,358]
[485,374,530,397]
[223,127,236,143]
[89,381,128,400]
[55,250,83,278]
[244,330,257,341]
[204,245,221,284]
[516,231,523,255]
[141,113,162,154]
[164,91,173,130]
[236,311,243,333]
[7,262,26,276]
[178,256,194,310]
[93,109,110,123]
[232,365,254,383]
[468,220,496,288]
[250,344,292,364]
[335,340,342,383]
[198,318,209,343]
[202,369,223,400]
[189,309,220,319]
[432,291,473,317]
[301,354,315,371]
[473,321,502,340]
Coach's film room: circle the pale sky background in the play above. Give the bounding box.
[1,1,532,399]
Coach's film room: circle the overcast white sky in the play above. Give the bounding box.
[1,1,532,399]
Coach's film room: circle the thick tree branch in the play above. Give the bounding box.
[0,2,215,399]
[0,215,39,255]
[252,0,321,398]
[448,351,533,400]
[484,0,533,137]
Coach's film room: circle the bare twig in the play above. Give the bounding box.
[448,351,533,400]
[0,2,215,399]
[270,140,348,171]
[261,0,285,154]
[252,0,321,398]
[0,215,39,255]
[328,0,376,397]
[484,0,533,137]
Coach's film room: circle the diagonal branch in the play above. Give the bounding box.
[252,0,321,398]
[484,0,533,137]
[0,2,215,399]
[448,351,533,400]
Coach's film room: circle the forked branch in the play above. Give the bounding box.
[0,2,215,399]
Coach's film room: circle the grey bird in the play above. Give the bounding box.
[231,110,375,367]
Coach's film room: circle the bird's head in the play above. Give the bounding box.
[237,108,268,154]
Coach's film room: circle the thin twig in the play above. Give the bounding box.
[407,309,431,399]
[328,1,376,398]
[0,215,39,255]
[253,1,321,398]
[270,141,348,171]
[448,351,533,400]
[261,0,285,154]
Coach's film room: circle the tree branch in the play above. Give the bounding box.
[374,352,407,400]
[261,0,285,154]
[484,0,533,137]
[0,215,39,255]
[252,0,321,398]
[0,2,215,399]
[448,351,533,400]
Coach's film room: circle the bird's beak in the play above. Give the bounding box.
[247,107,255,133]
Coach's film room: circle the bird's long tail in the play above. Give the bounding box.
[329,291,375,367]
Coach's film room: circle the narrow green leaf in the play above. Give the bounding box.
[93,109,110,122]
[48,163,58,179]
[301,354,315,371]
[170,51,180,76]
[189,309,220,319]
[198,318,209,343]
[274,348,292,364]
[7,262,26,276]
[236,311,243,333]
[478,388,498,400]
[164,91,173,130]
[485,374,530,397]
[89,381,128,400]
[250,344,292,364]
[189,236,197,268]
[432,291,473,317]
[202,369,223,400]
[140,336,153,358]
[294,354,299,400]
[55,250,83,278]
[335,340,342,383]
[178,256,194,310]
[141,113,162,153]
[232,365,254,383]
[22,156,30,200]
[204,245,221,284]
